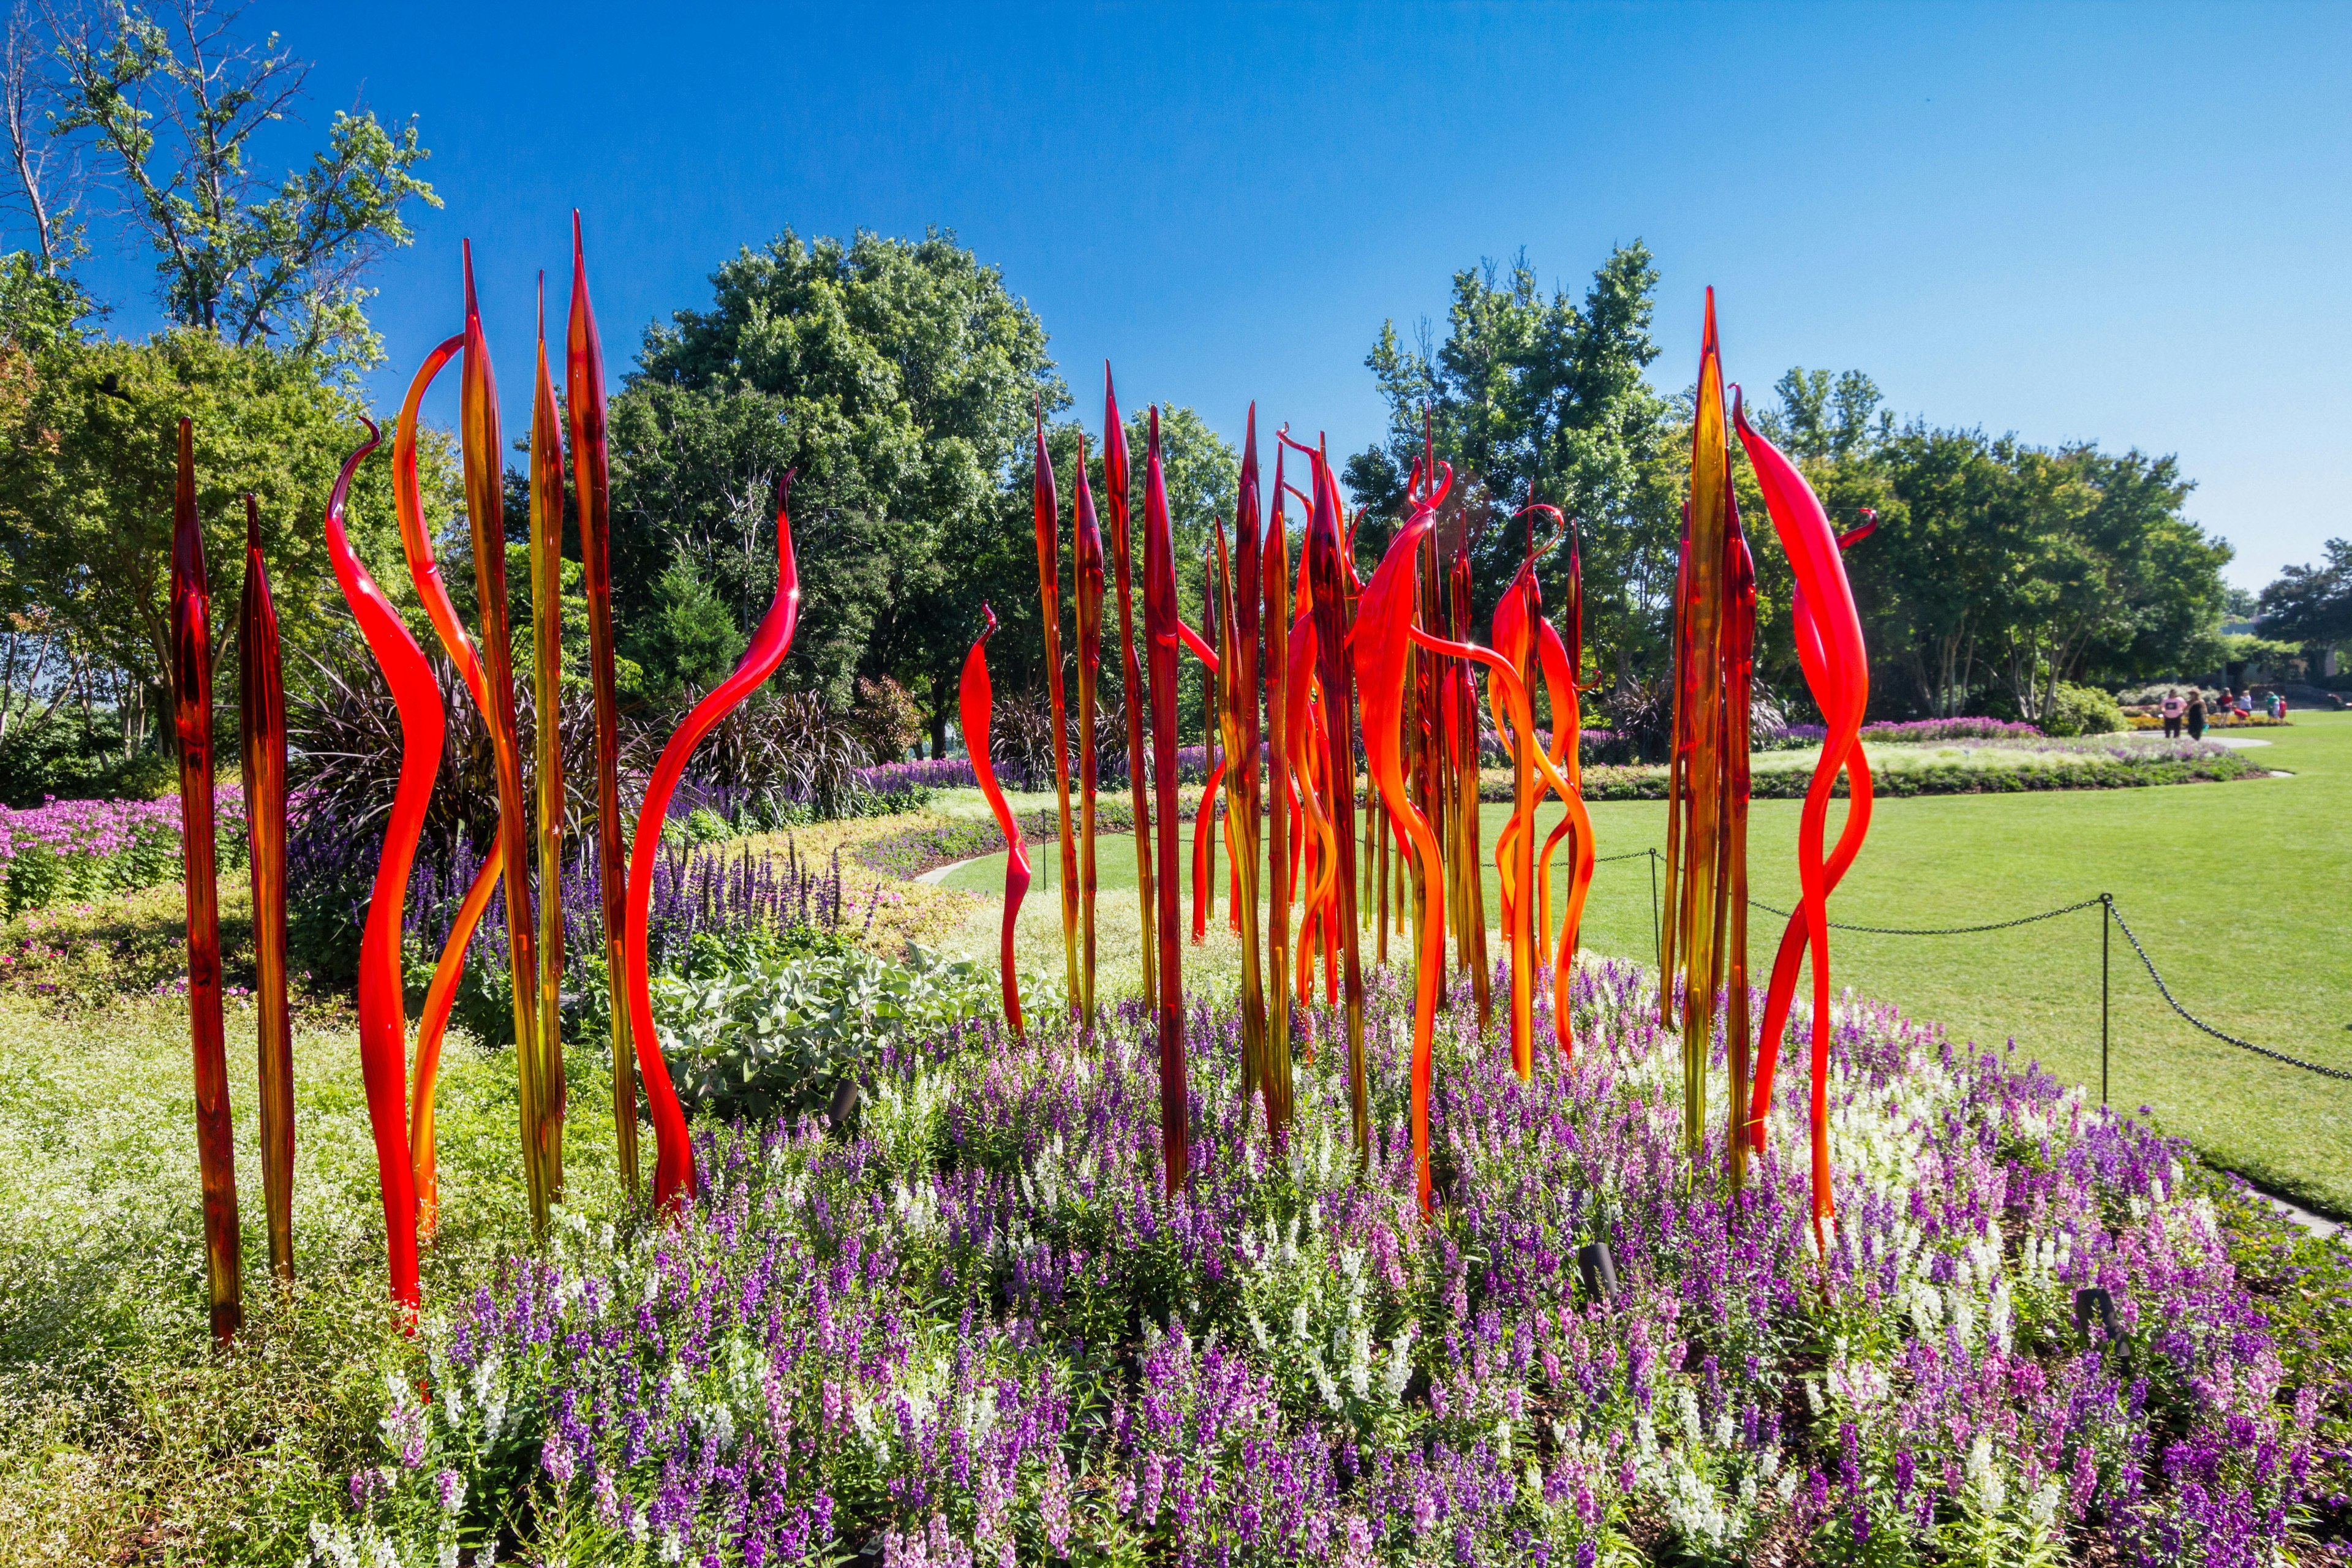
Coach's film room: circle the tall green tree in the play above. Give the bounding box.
[2258,540,2352,653]
[1771,366,2230,717]
[1344,243,1683,688]
[605,227,1063,715]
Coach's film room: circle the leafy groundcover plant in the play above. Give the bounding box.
[313,962,2337,1566]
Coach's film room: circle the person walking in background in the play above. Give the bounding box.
[2160,688,2185,738]
[2185,690,2207,739]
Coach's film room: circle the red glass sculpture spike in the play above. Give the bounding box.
[1297,431,1367,1163]
[172,418,240,1343]
[1142,407,1189,1191]
[1261,437,1294,1133]
[238,491,293,1286]
[528,274,568,1205]
[1104,368,1156,1009]
[568,214,638,1197]
[1034,409,1080,1019]
[321,418,424,1322]
[963,604,1028,1036]
[1072,435,1104,1033]
[624,472,802,1212]
[1229,407,1267,1117]
[1351,488,1445,1215]
[461,243,550,1230]
[1733,390,1874,1237]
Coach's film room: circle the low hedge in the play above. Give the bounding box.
[1537,750,2267,802]
[856,801,1139,880]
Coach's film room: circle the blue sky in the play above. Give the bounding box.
[60,2,2352,590]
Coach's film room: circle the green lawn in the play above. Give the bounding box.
[0,973,629,1566]
[941,714,2352,1215]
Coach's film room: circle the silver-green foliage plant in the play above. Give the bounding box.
[649,943,992,1123]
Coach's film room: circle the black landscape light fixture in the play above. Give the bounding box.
[2074,1286,2119,1344]
[1577,1241,1619,1303]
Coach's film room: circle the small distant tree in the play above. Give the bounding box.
[2258,540,2352,659]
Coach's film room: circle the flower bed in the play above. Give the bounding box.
[1774,717,2046,745]
[320,962,2340,1565]
[0,784,246,916]
[1501,739,2266,804]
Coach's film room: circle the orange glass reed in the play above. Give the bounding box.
[1668,290,1735,1159]
[962,604,1028,1038]
[172,418,241,1343]
[568,215,639,1196]
[529,277,568,1206]
[391,326,501,1239]
[460,246,552,1230]
[238,491,294,1286]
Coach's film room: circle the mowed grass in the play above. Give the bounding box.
[941,714,2352,1215]
[0,973,631,1566]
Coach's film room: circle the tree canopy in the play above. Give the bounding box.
[1344,244,1686,688]
[605,227,1064,710]
[0,326,447,750]
[2258,540,2352,651]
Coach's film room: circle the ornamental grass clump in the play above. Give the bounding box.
[319,962,2328,1566]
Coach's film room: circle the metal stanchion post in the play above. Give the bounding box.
[2100,892,2111,1107]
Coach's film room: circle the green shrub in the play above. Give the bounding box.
[2040,680,2127,737]
[649,940,992,1124]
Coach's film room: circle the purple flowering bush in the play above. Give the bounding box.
[0,784,247,916]
[318,964,2334,1566]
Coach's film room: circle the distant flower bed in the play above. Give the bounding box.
[855,801,1139,883]
[1772,717,2046,746]
[855,758,978,794]
[0,785,246,917]
[325,964,2339,1564]
[2126,712,2289,731]
[1490,739,2264,803]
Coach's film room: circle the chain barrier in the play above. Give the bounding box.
[2102,898,2352,1084]
[1612,846,2348,1087]
[1746,892,2108,938]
